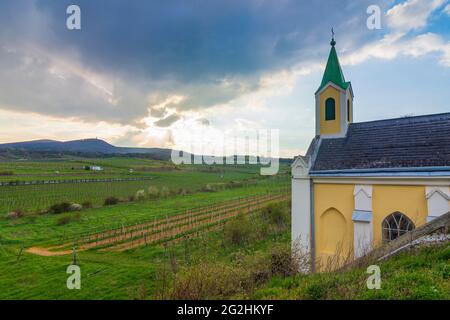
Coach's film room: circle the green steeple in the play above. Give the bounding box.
[316,37,350,94]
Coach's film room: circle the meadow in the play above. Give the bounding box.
[0,156,291,299]
[0,157,280,213]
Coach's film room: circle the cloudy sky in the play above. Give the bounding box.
[0,0,449,157]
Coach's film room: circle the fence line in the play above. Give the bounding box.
[0,176,154,187]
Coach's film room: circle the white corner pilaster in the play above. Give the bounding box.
[352,185,373,258]
[291,157,311,254]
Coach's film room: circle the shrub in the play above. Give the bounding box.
[226,181,243,189]
[262,202,289,227]
[81,201,93,209]
[49,202,72,214]
[135,189,146,201]
[270,246,296,277]
[56,213,81,226]
[0,171,14,176]
[304,282,327,300]
[69,203,82,211]
[148,186,160,198]
[56,216,71,226]
[202,184,216,192]
[157,262,247,300]
[160,186,170,198]
[104,196,119,206]
[223,215,252,246]
[6,210,24,220]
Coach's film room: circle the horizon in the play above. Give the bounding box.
[4,108,450,158]
[0,0,449,158]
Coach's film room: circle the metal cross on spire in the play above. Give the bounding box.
[330,27,336,46]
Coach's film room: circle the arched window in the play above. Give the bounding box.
[325,98,335,121]
[382,212,415,242]
[347,100,351,122]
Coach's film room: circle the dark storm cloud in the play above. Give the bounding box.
[0,0,389,124]
[154,114,181,127]
[33,0,383,81]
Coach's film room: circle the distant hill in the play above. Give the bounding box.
[0,138,173,160]
[0,138,293,163]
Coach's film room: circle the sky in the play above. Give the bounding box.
[0,0,449,157]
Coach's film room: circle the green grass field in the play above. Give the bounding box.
[0,199,292,299]
[0,156,291,299]
[0,158,283,213]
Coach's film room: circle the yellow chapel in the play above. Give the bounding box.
[291,36,450,271]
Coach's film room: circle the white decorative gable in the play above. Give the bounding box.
[353,185,372,212]
[291,156,309,178]
[426,186,450,221]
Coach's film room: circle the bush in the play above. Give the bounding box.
[0,171,14,176]
[135,189,146,201]
[148,186,159,198]
[49,202,72,214]
[304,282,327,300]
[56,216,72,226]
[262,202,289,227]
[226,181,243,189]
[201,184,216,192]
[81,201,93,209]
[270,246,296,277]
[69,203,82,211]
[223,215,253,246]
[104,196,119,206]
[160,186,170,198]
[157,262,247,300]
[56,213,81,226]
[6,210,24,220]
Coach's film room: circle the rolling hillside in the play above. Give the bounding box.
[0,139,173,159]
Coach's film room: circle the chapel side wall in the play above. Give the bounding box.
[371,185,427,248]
[313,183,354,267]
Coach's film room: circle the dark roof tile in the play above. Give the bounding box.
[311,112,450,171]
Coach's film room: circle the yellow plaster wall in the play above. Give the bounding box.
[347,95,353,123]
[319,86,341,135]
[372,185,427,247]
[313,182,429,270]
[313,183,354,268]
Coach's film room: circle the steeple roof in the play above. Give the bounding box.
[316,37,350,94]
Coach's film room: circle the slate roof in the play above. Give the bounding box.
[311,112,450,172]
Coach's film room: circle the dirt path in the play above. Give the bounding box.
[27,192,289,256]
[26,247,72,256]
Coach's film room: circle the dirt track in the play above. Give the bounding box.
[27,191,289,256]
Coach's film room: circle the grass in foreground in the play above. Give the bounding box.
[0,201,291,299]
[252,244,450,300]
